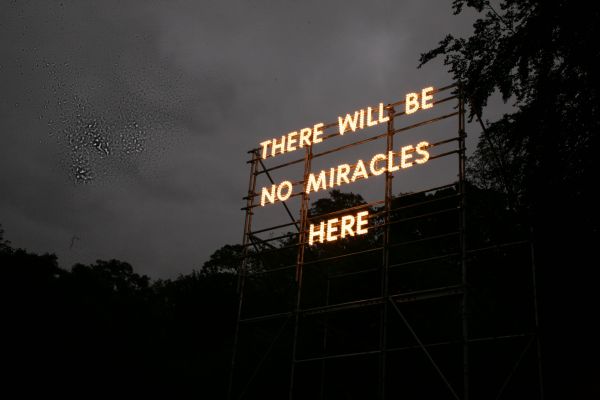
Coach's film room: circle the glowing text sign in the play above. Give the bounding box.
[308,210,369,245]
[257,86,437,245]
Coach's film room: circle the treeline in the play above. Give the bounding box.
[1,185,540,398]
[1,229,237,397]
[3,0,600,395]
[229,186,539,399]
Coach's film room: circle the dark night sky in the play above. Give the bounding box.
[0,0,494,278]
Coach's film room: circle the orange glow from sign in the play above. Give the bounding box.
[309,221,326,245]
[421,86,434,109]
[276,180,293,202]
[326,218,339,242]
[299,140,431,196]
[271,136,286,157]
[355,211,369,235]
[405,87,436,115]
[350,159,369,182]
[340,214,356,237]
[312,123,324,144]
[260,139,271,159]
[367,106,377,127]
[337,102,392,135]
[256,86,436,207]
[400,145,414,168]
[405,92,420,115]
[299,127,312,147]
[338,111,360,135]
[260,180,293,206]
[309,211,369,245]
[415,141,430,164]
[306,170,327,194]
[261,184,276,206]
[378,102,389,123]
[369,153,387,176]
[286,131,298,152]
[258,87,433,159]
[260,123,325,159]
[387,150,400,172]
[336,163,351,186]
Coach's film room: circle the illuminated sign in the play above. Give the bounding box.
[309,211,369,245]
[257,86,437,244]
[260,123,325,159]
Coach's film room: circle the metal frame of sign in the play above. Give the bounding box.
[228,83,543,400]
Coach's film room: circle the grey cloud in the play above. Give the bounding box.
[1,0,481,277]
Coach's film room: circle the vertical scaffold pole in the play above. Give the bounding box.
[458,83,469,400]
[289,144,313,399]
[319,277,330,400]
[227,150,259,400]
[378,105,395,399]
[529,228,545,400]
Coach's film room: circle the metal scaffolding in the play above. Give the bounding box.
[228,84,543,400]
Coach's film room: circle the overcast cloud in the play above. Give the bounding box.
[0,0,482,277]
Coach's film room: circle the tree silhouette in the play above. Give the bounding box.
[0,180,544,398]
[420,1,600,397]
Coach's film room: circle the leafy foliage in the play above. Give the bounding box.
[421,2,600,397]
[421,0,600,216]
[0,184,538,398]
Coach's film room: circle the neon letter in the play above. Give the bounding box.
[351,159,369,182]
[359,109,365,129]
[378,103,389,123]
[421,86,434,110]
[326,218,339,242]
[401,145,414,168]
[299,128,312,147]
[328,167,335,188]
[271,135,286,156]
[415,141,430,164]
[340,215,355,238]
[309,221,326,245]
[356,211,369,235]
[367,107,378,127]
[387,151,400,172]
[276,180,292,202]
[369,153,387,176]
[306,170,327,193]
[338,111,360,134]
[336,163,351,186]
[286,131,298,152]
[405,92,420,114]
[260,185,276,206]
[260,140,272,159]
